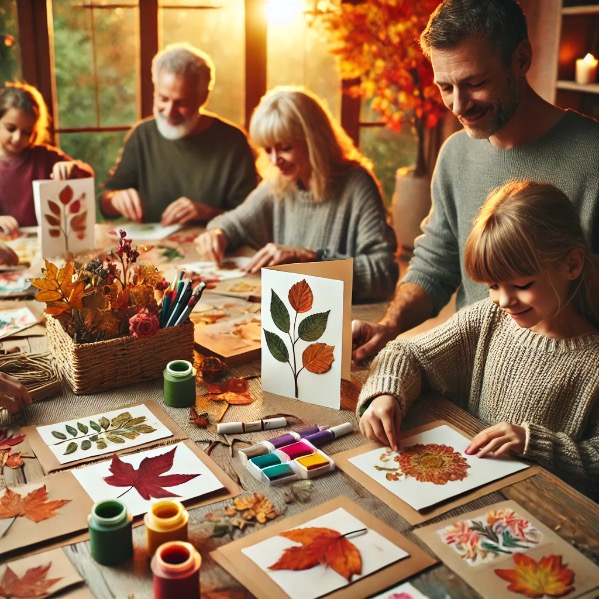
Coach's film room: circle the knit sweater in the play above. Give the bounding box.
[404,110,599,314]
[101,115,258,223]
[357,298,599,500]
[206,166,399,302]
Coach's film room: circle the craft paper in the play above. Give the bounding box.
[33,403,175,465]
[416,500,599,599]
[347,424,529,512]
[333,421,539,524]
[180,256,251,281]
[211,496,435,599]
[0,306,39,339]
[71,441,225,517]
[370,581,430,599]
[0,271,35,297]
[0,547,90,598]
[0,472,93,557]
[121,223,182,241]
[33,177,95,258]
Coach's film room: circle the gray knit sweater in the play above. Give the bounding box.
[357,299,599,500]
[206,166,399,302]
[404,110,599,314]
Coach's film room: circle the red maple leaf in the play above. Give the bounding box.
[0,562,62,598]
[0,431,26,450]
[103,446,200,500]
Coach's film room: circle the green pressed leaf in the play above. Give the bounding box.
[298,310,330,342]
[106,434,126,444]
[270,290,290,333]
[122,416,146,428]
[131,424,157,434]
[77,422,89,434]
[111,412,133,428]
[96,440,108,450]
[52,431,67,440]
[81,440,92,450]
[264,329,289,363]
[64,442,78,455]
[99,417,110,430]
[89,434,99,442]
[65,425,78,437]
[90,421,101,432]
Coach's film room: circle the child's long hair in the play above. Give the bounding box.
[465,179,599,328]
[249,86,374,202]
[0,82,50,145]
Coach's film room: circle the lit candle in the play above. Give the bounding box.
[575,53,598,85]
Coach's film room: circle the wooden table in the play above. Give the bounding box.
[2,242,599,599]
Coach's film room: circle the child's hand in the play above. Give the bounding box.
[465,422,525,458]
[51,161,78,180]
[359,394,402,451]
[0,215,19,236]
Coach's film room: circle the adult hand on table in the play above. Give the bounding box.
[359,394,402,451]
[0,215,19,236]
[195,228,229,266]
[351,320,397,363]
[0,372,32,415]
[105,188,144,222]
[242,243,317,273]
[161,197,222,227]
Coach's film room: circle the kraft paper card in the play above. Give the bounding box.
[71,439,239,517]
[33,178,95,259]
[0,471,93,559]
[211,496,435,599]
[0,547,94,598]
[333,421,539,524]
[416,500,599,599]
[24,401,188,473]
[261,260,353,409]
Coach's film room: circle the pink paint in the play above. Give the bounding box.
[151,541,201,599]
[278,440,314,460]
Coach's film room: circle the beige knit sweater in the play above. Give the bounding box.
[357,298,599,500]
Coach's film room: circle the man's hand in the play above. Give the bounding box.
[352,320,397,362]
[104,189,144,222]
[0,242,19,266]
[195,229,229,266]
[0,372,32,415]
[359,394,402,451]
[0,216,19,236]
[161,197,221,226]
[242,243,317,273]
[466,422,526,458]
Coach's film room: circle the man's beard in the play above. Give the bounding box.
[154,109,200,140]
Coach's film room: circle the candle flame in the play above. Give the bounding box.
[583,53,598,65]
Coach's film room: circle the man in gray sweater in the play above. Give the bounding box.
[352,0,599,360]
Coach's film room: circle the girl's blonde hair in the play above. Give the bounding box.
[249,86,374,202]
[465,179,599,327]
[0,82,50,145]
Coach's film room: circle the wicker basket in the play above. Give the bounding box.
[46,315,195,395]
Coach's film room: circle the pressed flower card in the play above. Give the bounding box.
[71,441,226,517]
[0,306,40,339]
[211,496,435,599]
[333,421,538,524]
[416,500,599,599]
[33,177,95,259]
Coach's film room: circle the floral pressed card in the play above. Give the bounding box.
[416,500,599,599]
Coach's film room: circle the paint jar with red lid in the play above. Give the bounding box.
[151,540,201,599]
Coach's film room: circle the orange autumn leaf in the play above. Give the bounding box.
[233,493,278,524]
[288,279,313,313]
[0,562,62,598]
[269,526,362,581]
[302,343,335,374]
[207,378,252,404]
[70,211,87,231]
[0,486,71,523]
[494,553,575,598]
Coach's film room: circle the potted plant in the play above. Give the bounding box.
[311,0,446,250]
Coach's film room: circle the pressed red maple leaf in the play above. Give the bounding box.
[0,486,71,522]
[494,553,575,598]
[0,562,62,598]
[269,526,362,581]
[103,446,200,500]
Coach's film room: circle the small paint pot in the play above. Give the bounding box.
[88,499,133,565]
[151,541,201,599]
[163,360,197,408]
[144,499,189,558]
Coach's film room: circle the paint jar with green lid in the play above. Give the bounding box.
[88,499,133,565]
[144,499,189,558]
[163,360,196,408]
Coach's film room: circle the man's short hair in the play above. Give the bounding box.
[152,43,215,98]
[420,0,528,66]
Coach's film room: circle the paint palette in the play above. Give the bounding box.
[246,439,335,485]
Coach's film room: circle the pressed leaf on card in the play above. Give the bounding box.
[103,446,200,500]
[270,290,290,333]
[288,279,313,313]
[302,343,335,374]
[58,185,73,205]
[263,330,289,363]
[0,563,62,598]
[70,211,87,231]
[0,486,71,522]
[47,199,61,216]
[43,214,60,227]
[269,527,362,581]
[298,310,330,341]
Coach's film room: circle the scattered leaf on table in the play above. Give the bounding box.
[0,486,71,522]
[0,562,62,598]
[189,407,210,428]
[0,431,26,450]
[269,526,362,581]
[494,553,575,598]
[284,480,313,504]
[194,394,229,423]
[103,446,200,500]
[206,378,253,405]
